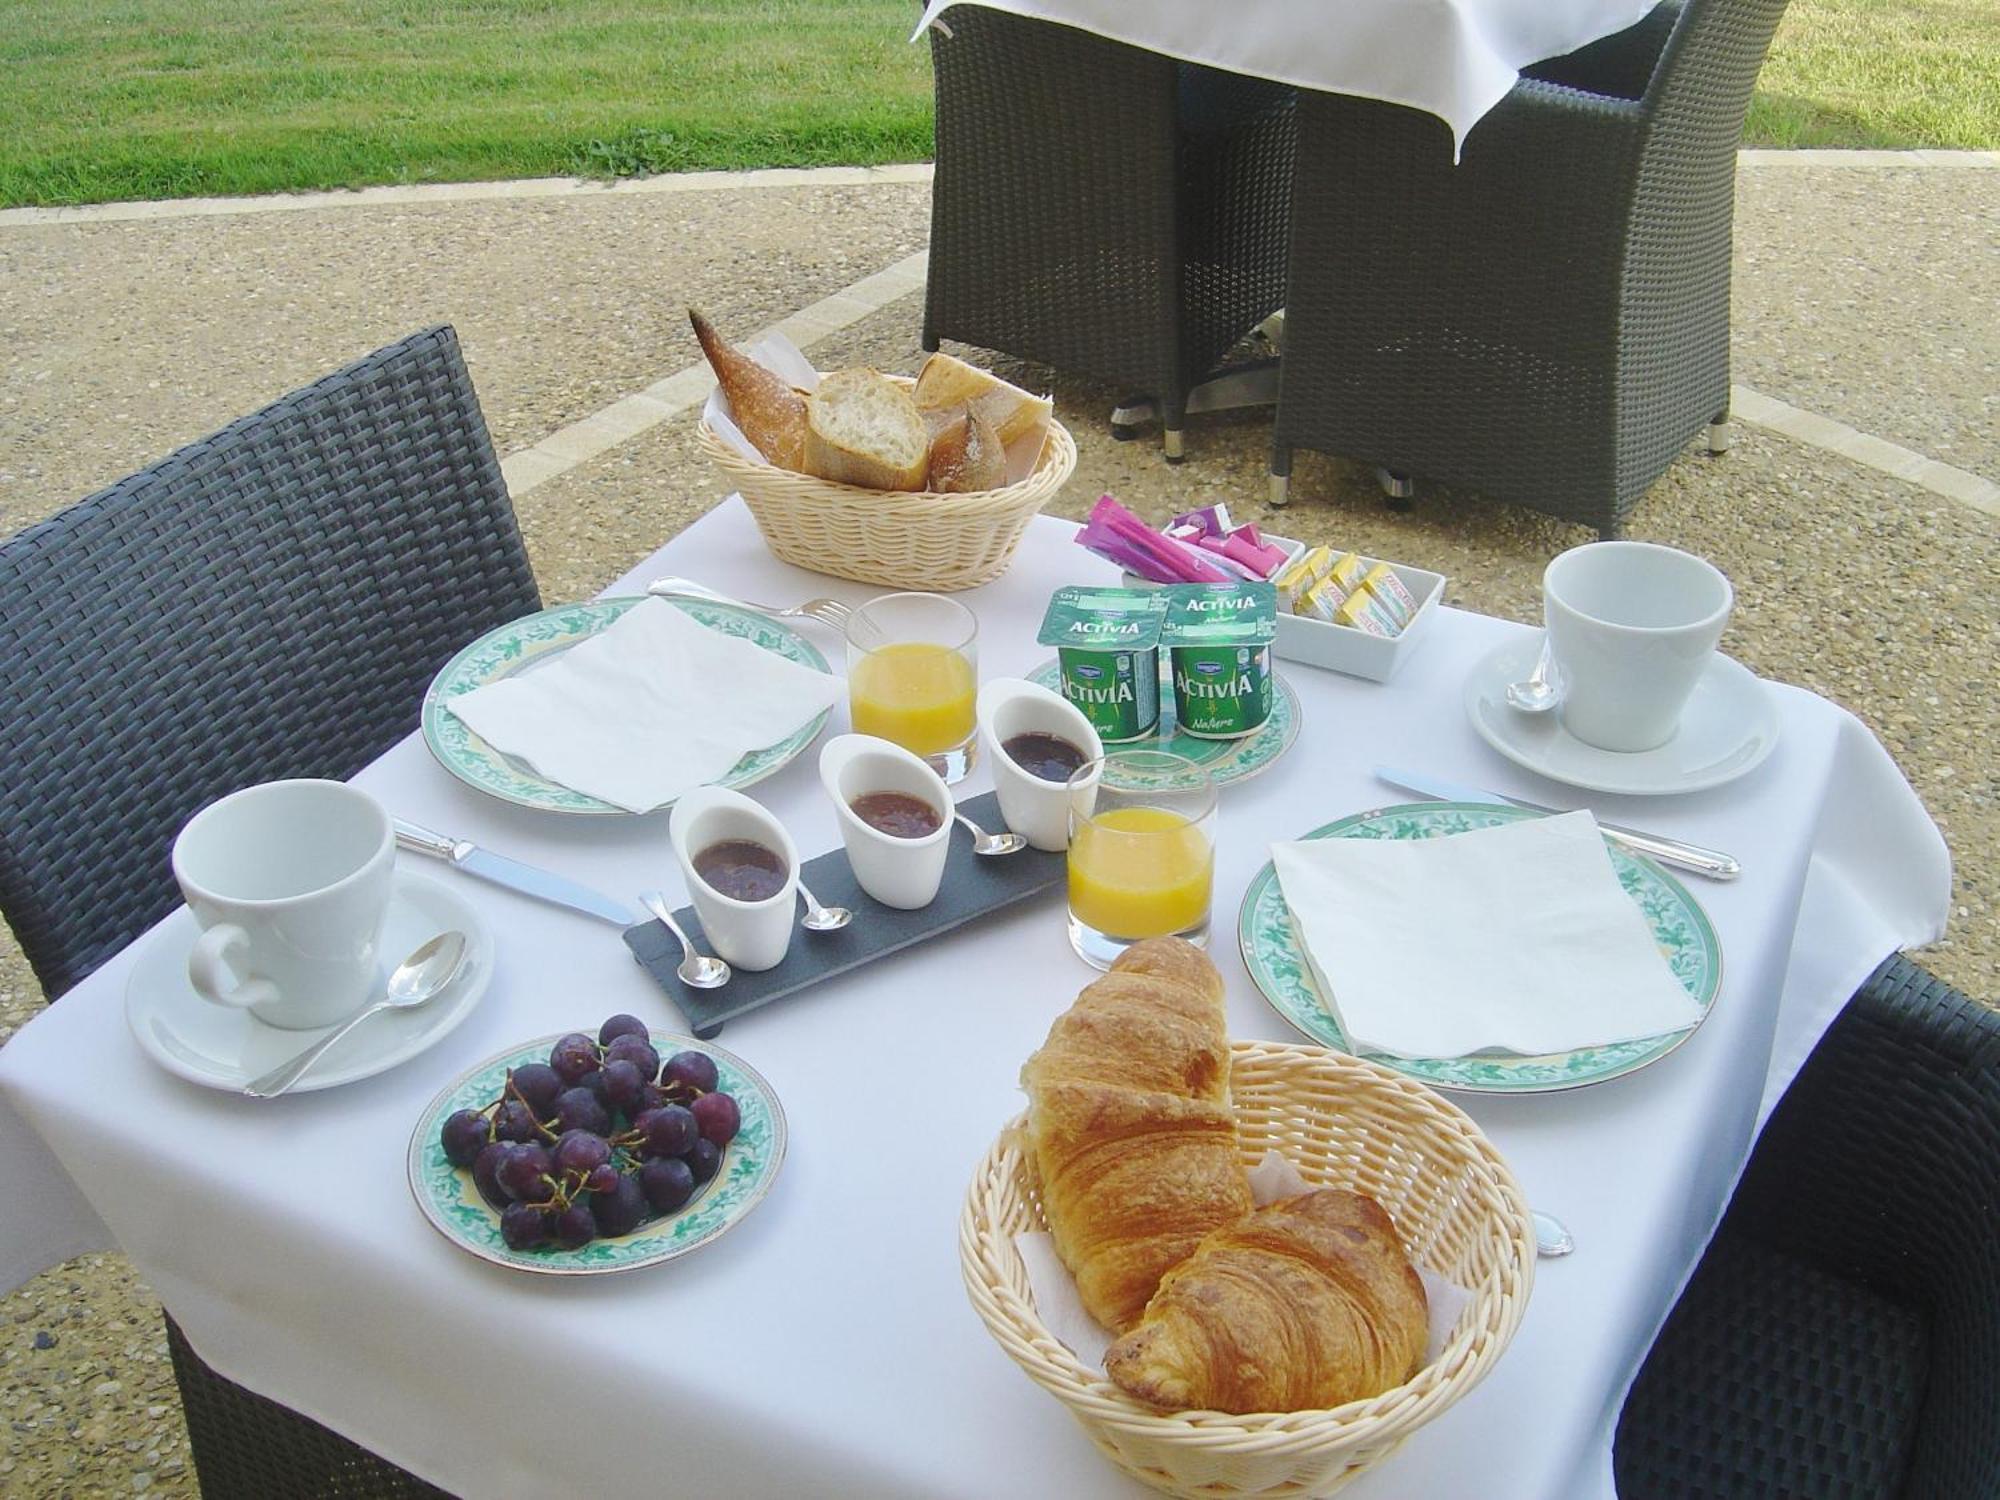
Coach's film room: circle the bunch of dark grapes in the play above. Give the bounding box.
[438,1015,742,1252]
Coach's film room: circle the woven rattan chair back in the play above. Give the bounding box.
[1616,957,2000,1497]
[0,324,539,999]
[923,4,1293,452]
[1269,0,1788,535]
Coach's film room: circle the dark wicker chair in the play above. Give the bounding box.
[1269,0,1788,535]
[923,4,1295,459]
[1615,956,2000,1498]
[0,324,539,1498]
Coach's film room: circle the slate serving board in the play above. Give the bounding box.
[623,792,1065,1037]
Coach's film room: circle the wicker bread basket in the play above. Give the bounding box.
[697,376,1076,593]
[960,1039,1535,1499]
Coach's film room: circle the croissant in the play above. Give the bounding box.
[1022,940,1252,1332]
[1104,1189,1429,1414]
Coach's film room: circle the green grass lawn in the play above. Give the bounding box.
[0,0,1993,207]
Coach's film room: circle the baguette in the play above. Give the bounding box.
[925,405,1006,493]
[688,308,807,472]
[913,352,1053,452]
[804,369,931,491]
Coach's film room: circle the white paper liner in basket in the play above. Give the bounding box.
[959,1040,1536,1500]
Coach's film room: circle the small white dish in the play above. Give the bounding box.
[126,871,494,1094]
[1465,638,1780,796]
[670,787,799,971]
[976,679,1103,852]
[819,734,952,910]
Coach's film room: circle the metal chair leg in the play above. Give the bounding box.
[1269,444,1293,507]
[1707,415,1733,454]
[1376,467,1415,511]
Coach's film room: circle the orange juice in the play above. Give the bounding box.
[1068,806,1212,938]
[849,642,977,756]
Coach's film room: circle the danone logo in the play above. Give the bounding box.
[1075,663,1104,680]
[1194,661,1223,676]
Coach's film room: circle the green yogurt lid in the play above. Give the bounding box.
[1162,582,1277,645]
[1038,586,1167,650]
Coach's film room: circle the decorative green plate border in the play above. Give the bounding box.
[406,1030,786,1274]
[1027,658,1300,787]
[421,597,832,815]
[1238,803,1723,1094]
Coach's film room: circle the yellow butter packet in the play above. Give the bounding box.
[1358,562,1418,629]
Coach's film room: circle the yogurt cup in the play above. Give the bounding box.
[1036,586,1166,743]
[1163,582,1277,740]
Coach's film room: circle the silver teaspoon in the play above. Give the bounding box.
[798,880,852,932]
[955,811,1026,856]
[640,890,731,989]
[1533,1210,1575,1259]
[243,931,469,1098]
[1506,638,1562,714]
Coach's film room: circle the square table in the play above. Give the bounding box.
[0,506,1949,1498]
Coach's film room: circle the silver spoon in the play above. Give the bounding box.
[955,811,1026,856]
[798,880,852,932]
[640,890,731,989]
[1506,639,1562,714]
[243,931,470,1098]
[1533,1210,1575,1259]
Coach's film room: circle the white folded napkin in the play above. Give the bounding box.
[443,598,842,813]
[1271,811,1704,1059]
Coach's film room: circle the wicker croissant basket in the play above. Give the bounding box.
[960,1039,1536,1499]
[697,376,1077,593]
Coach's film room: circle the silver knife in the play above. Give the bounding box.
[1372,767,1741,881]
[393,819,639,925]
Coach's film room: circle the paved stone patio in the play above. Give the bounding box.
[1,156,1994,1495]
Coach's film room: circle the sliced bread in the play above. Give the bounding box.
[912,353,1054,451]
[926,405,1007,493]
[805,369,931,491]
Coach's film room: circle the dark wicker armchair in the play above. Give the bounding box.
[1270,0,1788,535]
[1615,956,2000,1498]
[923,4,1295,459]
[0,325,539,1498]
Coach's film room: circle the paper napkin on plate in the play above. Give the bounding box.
[1270,811,1704,1059]
[443,598,841,813]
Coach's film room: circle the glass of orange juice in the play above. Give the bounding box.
[1065,750,1216,969]
[844,592,980,783]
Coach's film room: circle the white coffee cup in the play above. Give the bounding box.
[1543,541,1735,753]
[976,679,1103,852]
[670,787,799,971]
[819,735,952,910]
[171,779,397,1030]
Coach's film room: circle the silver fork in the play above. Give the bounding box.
[647,575,852,632]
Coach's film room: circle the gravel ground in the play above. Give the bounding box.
[1,160,1993,1497]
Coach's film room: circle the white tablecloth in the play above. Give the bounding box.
[0,507,1950,1498]
[917,0,1662,155]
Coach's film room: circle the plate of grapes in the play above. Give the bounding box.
[408,1015,785,1274]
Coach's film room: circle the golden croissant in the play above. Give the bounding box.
[1105,1189,1429,1413]
[1021,939,1252,1332]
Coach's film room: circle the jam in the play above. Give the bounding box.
[692,839,789,902]
[1002,731,1089,784]
[850,791,944,839]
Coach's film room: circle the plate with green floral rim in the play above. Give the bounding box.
[421,597,832,815]
[1026,659,1300,787]
[1237,803,1722,1094]
[407,1030,786,1275]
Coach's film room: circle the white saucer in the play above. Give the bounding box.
[126,871,494,1094]
[1465,637,1780,797]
